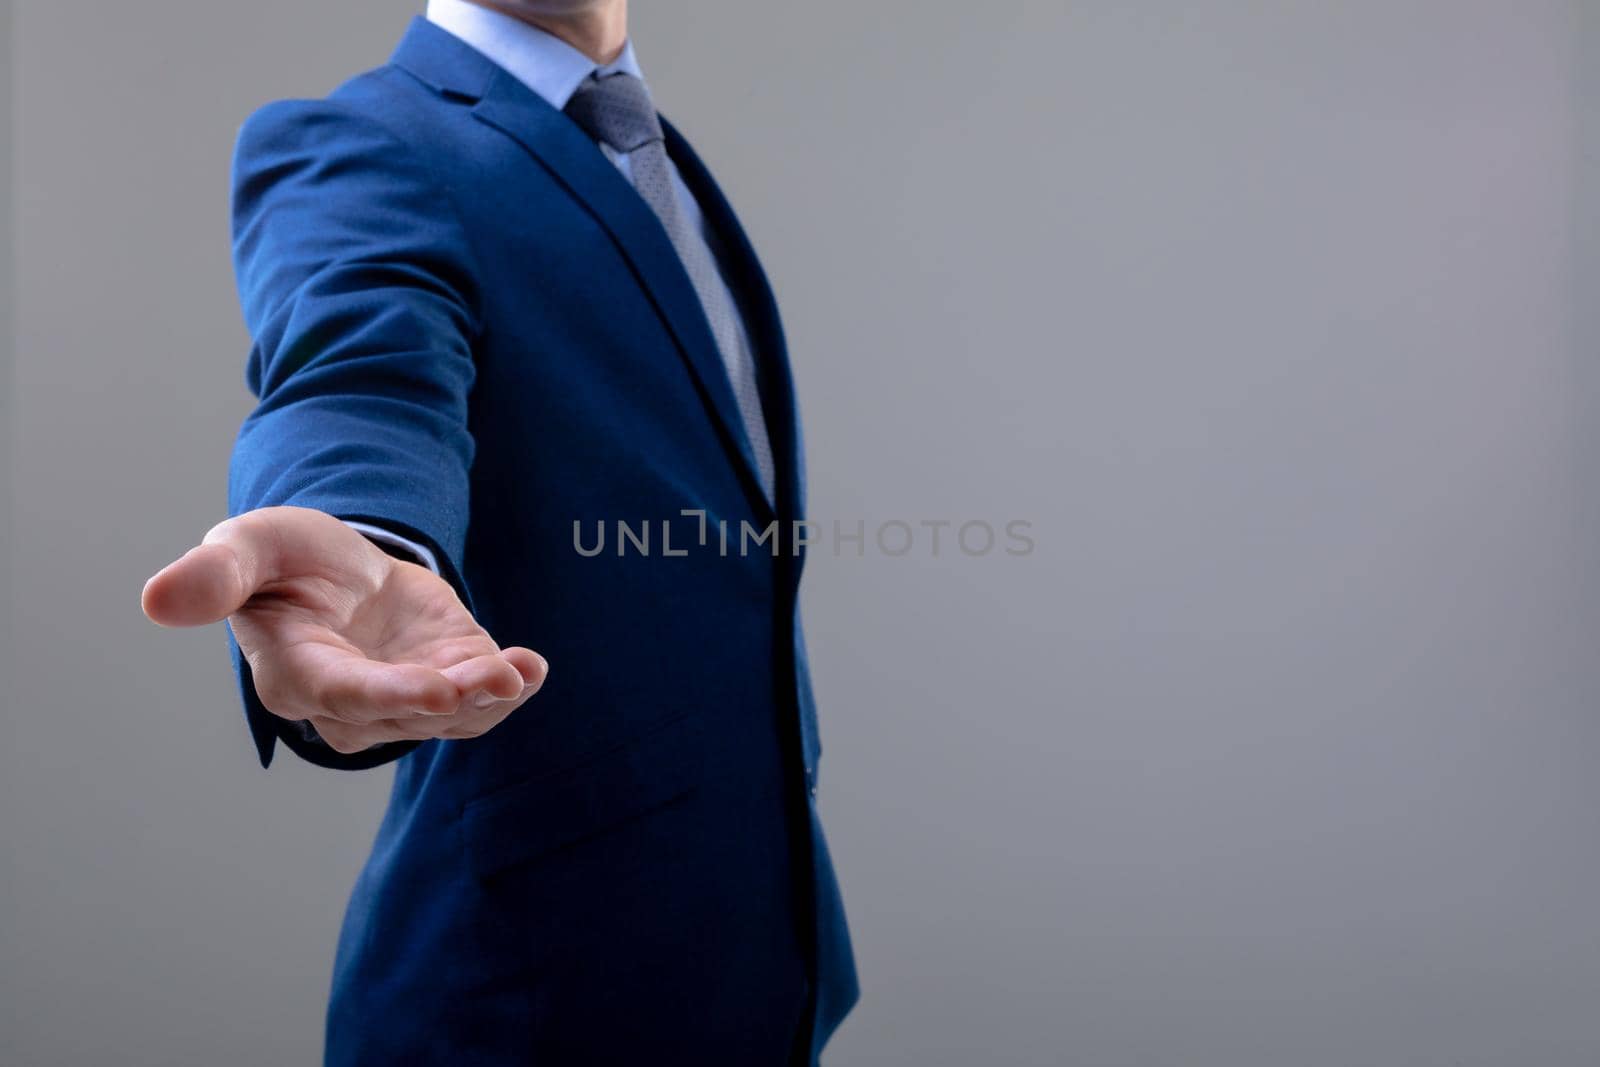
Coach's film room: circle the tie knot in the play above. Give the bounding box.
[565,73,663,154]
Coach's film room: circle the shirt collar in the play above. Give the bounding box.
[425,0,645,111]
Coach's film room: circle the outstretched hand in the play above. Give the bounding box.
[141,506,546,754]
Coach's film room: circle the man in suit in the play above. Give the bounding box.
[139,0,858,1061]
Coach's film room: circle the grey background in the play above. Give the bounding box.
[1,0,12,769]
[4,1,1599,1064]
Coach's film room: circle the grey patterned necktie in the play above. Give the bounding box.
[566,73,776,502]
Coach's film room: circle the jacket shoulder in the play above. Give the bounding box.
[234,65,444,158]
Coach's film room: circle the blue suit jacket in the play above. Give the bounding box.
[227,18,857,1064]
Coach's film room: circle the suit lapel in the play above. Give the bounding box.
[661,119,805,527]
[470,68,776,521]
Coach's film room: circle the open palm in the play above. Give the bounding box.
[142,506,546,753]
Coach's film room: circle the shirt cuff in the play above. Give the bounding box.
[342,520,443,575]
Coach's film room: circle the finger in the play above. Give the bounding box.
[372,672,542,743]
[141,505,295,627]
[440,663,545,740]
[312,657,459,724]
[346,698,511,743]
[500,647,550,690]
[142,540,263,628]
[441,652,526,706]
[308,716,439,755]
[437,697,527,740]
[428,695,528,741]
[307,717,381,756]
[257,642,457,724]
[326,652,547,745]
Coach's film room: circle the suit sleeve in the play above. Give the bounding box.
[227,98,482,770]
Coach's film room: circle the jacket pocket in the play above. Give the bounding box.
[461,711,703,882]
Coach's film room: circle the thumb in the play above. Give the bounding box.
[141,514,280,628]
